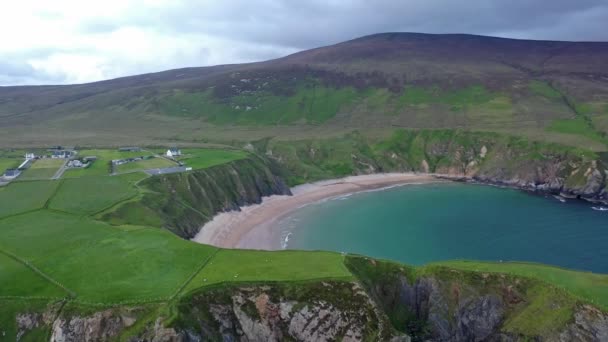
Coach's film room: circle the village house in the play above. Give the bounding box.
[67,160,84,168]
[25,153,35,160]
[52,150,73,159]
[166,148,182,158]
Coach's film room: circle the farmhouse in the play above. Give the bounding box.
[166,148,182,158]
[25,153,35,160]
[67,160,84,168]
[52,150,73,159]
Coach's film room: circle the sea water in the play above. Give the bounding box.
[279,182,608,273]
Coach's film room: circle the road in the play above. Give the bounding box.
[51,159,69,180]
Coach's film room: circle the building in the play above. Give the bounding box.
[52,150,73,159]
[25,153,35,160]
[166,148,182,158]
[3,169,20,179]
[67,160,84,168]
[119,147,141,152]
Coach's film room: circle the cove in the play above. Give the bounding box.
[279,182,608,273]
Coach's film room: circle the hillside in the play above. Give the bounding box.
[1,33,607,149]
[0,148,607,340]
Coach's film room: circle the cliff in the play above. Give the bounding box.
[265,130,608,204]
[13,257,608,341]
[103,155,291,238]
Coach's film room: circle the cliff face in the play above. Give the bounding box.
[15,259,608,341]
[104,155,291,239]
[266,130,608,204]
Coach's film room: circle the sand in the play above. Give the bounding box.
[191,173,444,250]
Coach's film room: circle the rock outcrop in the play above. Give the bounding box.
[13,272,608,341]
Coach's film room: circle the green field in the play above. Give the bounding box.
[18,158,64,180]
[0,158,20,174]
[0,181,59,218]
[176,149,249,169]
[48,176,139,215]
[183,249,352,293]
[115,157,177,173]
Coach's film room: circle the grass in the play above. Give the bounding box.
[0,252,68,298]
[159,85,361,125]
[48,176,139,215]
[0,158,20,173]
[529,80,562,99]
[502,284,575,336]
[436,260,608,310]
[546,116,604,142]
[0,181,59,218]
[183,249,352,293]
[397,85,498,111]
[115,157,176,173]
[0,210,218,303]
[176,149,249,169]
[18,158,64,180]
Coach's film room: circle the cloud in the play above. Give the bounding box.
[0,0,607,85]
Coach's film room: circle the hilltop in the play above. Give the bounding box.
[0,33,607,149]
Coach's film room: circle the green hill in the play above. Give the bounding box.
[1,33,607,150]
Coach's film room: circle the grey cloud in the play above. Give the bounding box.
[4,0,608,85]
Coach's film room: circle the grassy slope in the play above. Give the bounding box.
[0,146,607,339]
[176,149,249,169]
[437,260,608,309]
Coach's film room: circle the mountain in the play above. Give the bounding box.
[1,32,608,148]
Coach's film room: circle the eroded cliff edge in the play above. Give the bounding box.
[264,130,608,204]
[13,257,608,341]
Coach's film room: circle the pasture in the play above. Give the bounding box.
[183,249,352,293]
[0,181,59,218]
[48,176,139,215]
[18,158,64,180]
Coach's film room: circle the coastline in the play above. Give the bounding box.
[191,173,445,250]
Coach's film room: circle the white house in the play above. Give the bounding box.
[166,148,182,158]
[25,153,35,160]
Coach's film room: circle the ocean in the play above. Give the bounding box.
[279,182,608,273]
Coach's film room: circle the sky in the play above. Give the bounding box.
[1,0,607,86]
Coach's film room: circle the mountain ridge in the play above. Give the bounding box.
[0,32,607,149]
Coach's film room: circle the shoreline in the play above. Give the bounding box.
[191,173,445,250]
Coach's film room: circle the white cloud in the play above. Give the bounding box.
[0,0,606,85]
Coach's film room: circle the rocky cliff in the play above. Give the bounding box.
[13,257,608,341]
[265,130,608,204]
[103,155,291,238]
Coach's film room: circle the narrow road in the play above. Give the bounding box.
[51,159,69,180]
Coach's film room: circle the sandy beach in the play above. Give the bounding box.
[192,173,444,250]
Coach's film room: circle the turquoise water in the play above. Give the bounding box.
[280,183,608,273]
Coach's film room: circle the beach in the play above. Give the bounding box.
[192,173,443,250]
